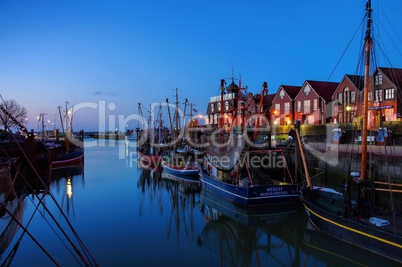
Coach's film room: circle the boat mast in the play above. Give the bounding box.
[254,81,268,141]
[174,87,179,140]
[219,79,225,133]
[65,101,70,153]
[360,0,372,181]
[182,98,188,130]
[165,98,173,137]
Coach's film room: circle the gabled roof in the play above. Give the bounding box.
[346,74,364,91]
[306,80,339,102]
[280,85,301,100]
[379,67,402,88]
[266,93,276,103]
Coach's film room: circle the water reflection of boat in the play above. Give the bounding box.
[50,163,84,216]
[162,171,201,243]
[0,160,25,262]
[200,189,301,226]
[161,170,200,187]
[301,221,401,267]
[198,189,306,266]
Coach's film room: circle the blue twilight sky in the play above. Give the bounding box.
[1,0,401,132]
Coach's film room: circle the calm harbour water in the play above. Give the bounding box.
[3,138,400,266]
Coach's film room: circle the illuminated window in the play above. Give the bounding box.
[385,88,394,100]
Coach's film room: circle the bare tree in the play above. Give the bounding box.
[0,99,28,131]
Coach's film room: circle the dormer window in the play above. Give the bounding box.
[211,103,214,113]
[225,101,229,111]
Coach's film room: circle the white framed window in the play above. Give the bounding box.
[284,102,290,114]
[375,73,383,86]
[304,100,311,114]
[385,88,394,100]
[350,91,356,103]
[375,89,383,102]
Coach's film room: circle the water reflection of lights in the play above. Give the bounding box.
[66,178,73,199]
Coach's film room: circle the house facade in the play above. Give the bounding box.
[293,80,339,125]
[366,67,402,128]
[270,85,301,126]
[332,74,364,124]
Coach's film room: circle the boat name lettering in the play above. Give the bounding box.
[266,187,283,192]
[260,191,289,197]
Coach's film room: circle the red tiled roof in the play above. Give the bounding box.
[306,80,339,102]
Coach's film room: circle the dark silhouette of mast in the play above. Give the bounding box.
[360,0,372,182]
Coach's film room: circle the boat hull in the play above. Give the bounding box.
[42,147,84,168]
[300,192,402,264]
[199,165,299,207]
[161,159,199,176]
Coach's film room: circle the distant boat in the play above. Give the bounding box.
[136,102,169,167]
[41,144,84,169]
[298,1,402,264]
[39,102,84,169]
[161,147,199,176]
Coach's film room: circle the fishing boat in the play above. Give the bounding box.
[39,102,84,169]
[298,1,402,264]
[136,103,169,167]
[161,146,200,176]
[160,89,202,176]
[199,79,298,206]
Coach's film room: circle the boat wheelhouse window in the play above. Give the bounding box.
[384,88,394,100]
